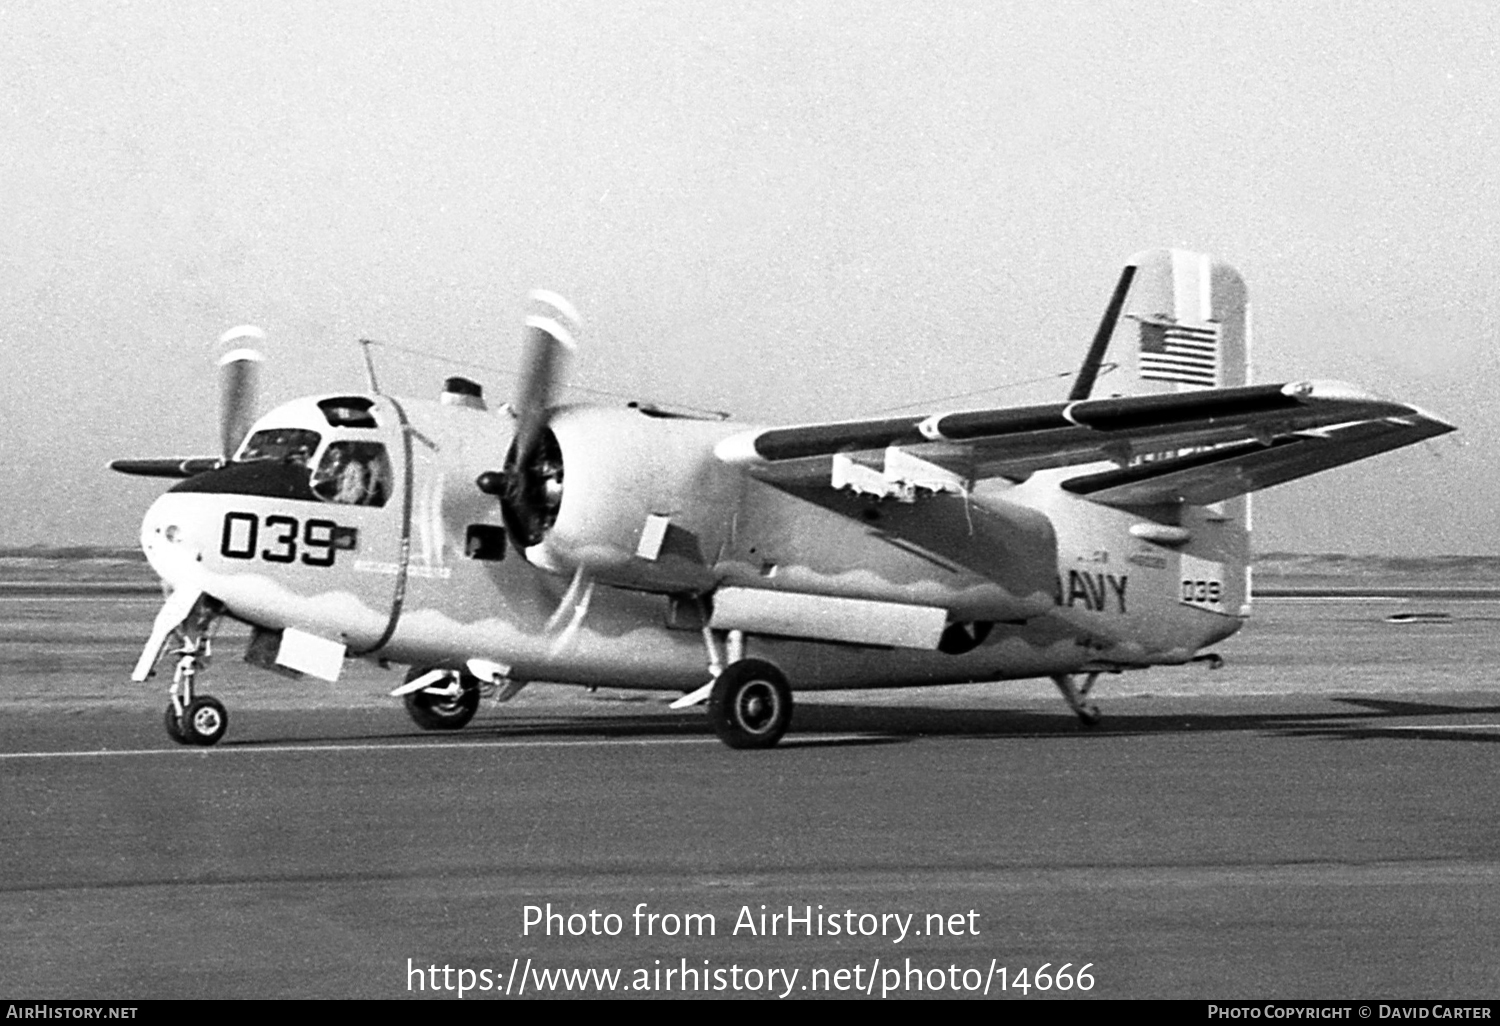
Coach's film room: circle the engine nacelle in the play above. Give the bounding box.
[500,407,1061,626]
[519,406,744,592]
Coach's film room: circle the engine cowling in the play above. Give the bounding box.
[508,406,743,592]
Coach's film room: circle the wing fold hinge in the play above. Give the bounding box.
[831,446,966,502]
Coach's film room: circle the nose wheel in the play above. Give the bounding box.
[167,696,229,746]
[164,703,186,744]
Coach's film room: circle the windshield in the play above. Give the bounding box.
[238,428,321,465]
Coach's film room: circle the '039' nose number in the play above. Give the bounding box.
[220,512,357,567]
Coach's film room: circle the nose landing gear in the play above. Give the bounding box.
[156,599,229,746]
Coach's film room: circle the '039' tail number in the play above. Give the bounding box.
[220,512,358,568]
[1181,578,1222,605]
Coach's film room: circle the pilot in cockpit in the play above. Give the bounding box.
[311,442,390,506]
[313,446,367,504]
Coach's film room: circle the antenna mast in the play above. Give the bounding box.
[359,339,382,395]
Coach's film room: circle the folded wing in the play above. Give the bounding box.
[715,380,1453,507]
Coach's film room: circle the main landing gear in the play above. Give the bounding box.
[400,666,483,730]
[395,661,528,731]
[1050,671,1103,727]
[708,658,793,750]
[680,626,793,750]
[162,603,228,746]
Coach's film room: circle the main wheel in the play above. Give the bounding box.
[180,696,228,746]
[163,703,188,745]
[402,668,481,730]
[708,658,793,750]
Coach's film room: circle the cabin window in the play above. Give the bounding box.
[238,428,321,465]
[317,397,378,428]
[465,525,507,561]
[312,441,392,507]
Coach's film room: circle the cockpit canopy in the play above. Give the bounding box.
[234,396,391,508]
[239,427,320,465]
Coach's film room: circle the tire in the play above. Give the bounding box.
[163,703,188,745]
[180,696,228,746]
[708,658,793,750]
[402,667,481,730]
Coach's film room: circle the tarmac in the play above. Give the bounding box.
[2,592,1498,999]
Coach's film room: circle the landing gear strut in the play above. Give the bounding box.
[1050,671,1103,727]
[162,602,228,746]
[683,624,795,749]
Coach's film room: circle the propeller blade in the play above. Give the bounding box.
[218,326,265,459]
[511,291,579,463]
[108,457,223,479]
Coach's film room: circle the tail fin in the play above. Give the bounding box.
[1126,248,1250,394]
[1083,249,1255,618]
[1075,248,1251,399]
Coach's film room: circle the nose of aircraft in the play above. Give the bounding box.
[140,491,209,590]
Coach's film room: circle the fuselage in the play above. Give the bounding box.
[139,391,1245,692]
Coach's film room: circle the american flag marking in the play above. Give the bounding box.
[1138,320,1219,386]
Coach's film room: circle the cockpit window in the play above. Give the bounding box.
[317,397,378,429]
[238,428,321,465]
[312,441,392,507]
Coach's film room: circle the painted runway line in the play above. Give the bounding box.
[0,733,879,761]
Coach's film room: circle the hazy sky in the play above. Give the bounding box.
[3,1,1496,553]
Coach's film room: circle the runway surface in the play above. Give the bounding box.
[3,592,1500,999]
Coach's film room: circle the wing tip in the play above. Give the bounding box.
[1286,379,1457,433]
